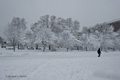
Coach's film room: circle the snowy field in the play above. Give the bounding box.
[0,48,120,80]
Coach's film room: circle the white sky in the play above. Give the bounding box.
[0,0,120,37]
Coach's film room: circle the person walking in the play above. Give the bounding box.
[97,48,101,57]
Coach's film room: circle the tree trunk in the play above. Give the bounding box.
[67,48,68,52]
[43,46,45,52]
[36,44,38,50]
[18,43,19,49]
[13,45,15,52]
[49,45,51,50]
[13,40,16,52]
[86,47,87,51]
[77,46,79,51]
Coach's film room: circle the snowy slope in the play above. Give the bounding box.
[0,50,120,80]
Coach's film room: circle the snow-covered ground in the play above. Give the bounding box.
[0,48,120,80]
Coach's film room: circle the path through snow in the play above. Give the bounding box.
[0,51,120,80]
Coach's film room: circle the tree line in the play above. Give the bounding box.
[3,15,120,52]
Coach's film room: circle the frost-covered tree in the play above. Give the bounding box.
[114,29,120,50]
[39,15,49,28]
[98,24,114,51]
[79,24,116,51]
[5,17,27,52]
[71,20,80,36]
[55,18,65,36]
[92,23,117,51]
[87,33,100,51]
[58,30,80,51]
[31,15,57,51]
[24,30,36,49]
[34,27,56,51]
[79,33,88,51]
[28,15,82,51]
[50,15,56,30]
[79,26,91,51]
[66,18,73,28]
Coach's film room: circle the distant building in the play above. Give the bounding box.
[107,19,120,32]
[0,36,3,44]
[0,36,6,48]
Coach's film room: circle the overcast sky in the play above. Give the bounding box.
[0,0,120,37]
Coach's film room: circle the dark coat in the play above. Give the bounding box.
[97,48,101,54]
[97,48,101,57]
